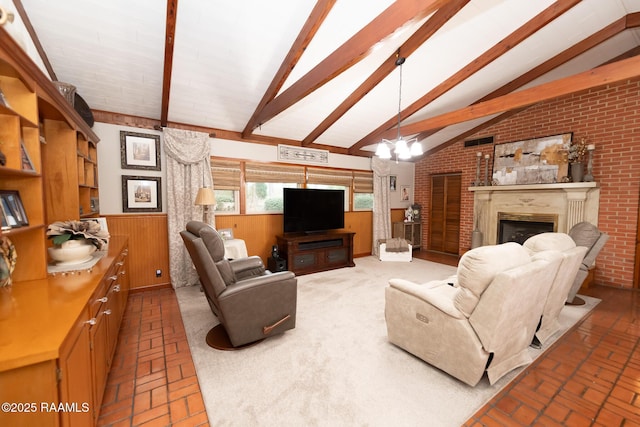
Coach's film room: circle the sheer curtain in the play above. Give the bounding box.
[163,128,213,288]
[371,157,392,257]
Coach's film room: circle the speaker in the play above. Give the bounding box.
[268,256,287,272]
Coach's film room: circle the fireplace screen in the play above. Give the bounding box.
[498,213,558,245]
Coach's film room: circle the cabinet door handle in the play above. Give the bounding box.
[119,270,126,276]
[86,318,97,326]
[97,297,108,303]
[116,261,124,266]
[103,309,112,315]
[113,285,121,292]
[108,275,118,281]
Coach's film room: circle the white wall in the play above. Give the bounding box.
[94,122,416,214]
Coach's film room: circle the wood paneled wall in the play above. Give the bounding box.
[216,211,374,262]
[103,211,378,290]
[104,214,170,290]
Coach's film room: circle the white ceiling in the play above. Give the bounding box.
[19,0,640,157]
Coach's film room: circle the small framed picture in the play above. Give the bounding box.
[122,176,162,212]
[390,175,397,192]
[0,190,28,228]
[120,131,161,171]
[400,185,411,201]
[20,142,35,171]
[218,228,234,240]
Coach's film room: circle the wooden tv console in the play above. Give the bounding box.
[276,231,355,275]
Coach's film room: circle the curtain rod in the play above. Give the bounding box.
[153,124,215,138]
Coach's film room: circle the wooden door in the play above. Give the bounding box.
[429,174,461,254]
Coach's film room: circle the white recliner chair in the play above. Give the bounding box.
[523,232,588,346]
[567,222,609,305]
[385,242,562,386]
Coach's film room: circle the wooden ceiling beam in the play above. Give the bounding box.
[242,0,337,138]
[13,0,56,80]
[349,0,582,154]
[395,54,640,136]
[414,13,630,144]
[249,0,449,130]
[300,0,469,147]
[160,0,178,127]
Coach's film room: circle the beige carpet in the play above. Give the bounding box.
[176,256,599,426]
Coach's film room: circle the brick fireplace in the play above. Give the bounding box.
[470,182,600,247]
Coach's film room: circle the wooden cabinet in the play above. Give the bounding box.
[0,238,129,427]
[58,306,93,427]
[0,27,100,282]
[276,231,355,275]
[393,221,422,249]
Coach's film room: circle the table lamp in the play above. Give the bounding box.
[195,187,215,223]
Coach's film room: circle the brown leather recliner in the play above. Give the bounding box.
[180,221,297,348]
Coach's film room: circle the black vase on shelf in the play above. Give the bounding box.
[570,162,584,183]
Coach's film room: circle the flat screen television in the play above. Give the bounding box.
[283,188,344,233]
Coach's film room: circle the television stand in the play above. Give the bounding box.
[276,231,355,275]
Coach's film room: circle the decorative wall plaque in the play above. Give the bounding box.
[277,144,329,164]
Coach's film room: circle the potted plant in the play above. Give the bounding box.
[568,138,587,182]
[46,220,110,265]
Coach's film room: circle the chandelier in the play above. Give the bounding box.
[375,54,423,160]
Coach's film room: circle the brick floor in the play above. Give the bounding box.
[98,253,640,427]
[97,289,208,427]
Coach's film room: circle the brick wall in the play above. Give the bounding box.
[415,77,640,289]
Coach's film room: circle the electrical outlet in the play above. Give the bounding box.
[155,269,162,277]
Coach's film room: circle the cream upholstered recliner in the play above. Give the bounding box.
[523,232,588,346]
[180,221,297,348]
[567,221,609,304]
[385,242,562,386]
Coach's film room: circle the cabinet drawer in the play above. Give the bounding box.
[326,248,347,263]
[293,253,316,268]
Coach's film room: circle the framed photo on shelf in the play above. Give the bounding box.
[20,142,35,171]
[122,175,162,212]
[120,131,161,171]
[0,190,28,228]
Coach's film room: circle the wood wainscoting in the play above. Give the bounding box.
[104,211,375,290]
[215,211,374,262]
[104,214,171,290]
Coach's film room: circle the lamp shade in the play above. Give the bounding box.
[195,187,216,206]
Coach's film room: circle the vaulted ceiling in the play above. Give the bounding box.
[17,0,640,158]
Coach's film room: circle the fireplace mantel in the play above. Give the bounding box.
[470,182,600,246]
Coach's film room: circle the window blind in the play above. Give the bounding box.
[244,162,305,184]
[306,167,353,186]
[210,159,241,190]
[353,170,374,193]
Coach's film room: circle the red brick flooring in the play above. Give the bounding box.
[98,253,640,426]
[97,289,209,427]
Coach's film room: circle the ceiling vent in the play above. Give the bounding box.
[464,136,494,148]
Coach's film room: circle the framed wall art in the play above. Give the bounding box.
[492,133,571,185]
[122,176,162,212]
[120,131,161,171]
[390,175,397,192]
[400,185,410,201]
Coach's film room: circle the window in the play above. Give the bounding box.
[245,162,305,213]
[210,159,241,214]
[306,167,353,210]
[353,170,373,211]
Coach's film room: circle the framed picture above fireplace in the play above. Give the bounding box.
[492,133,571,185]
